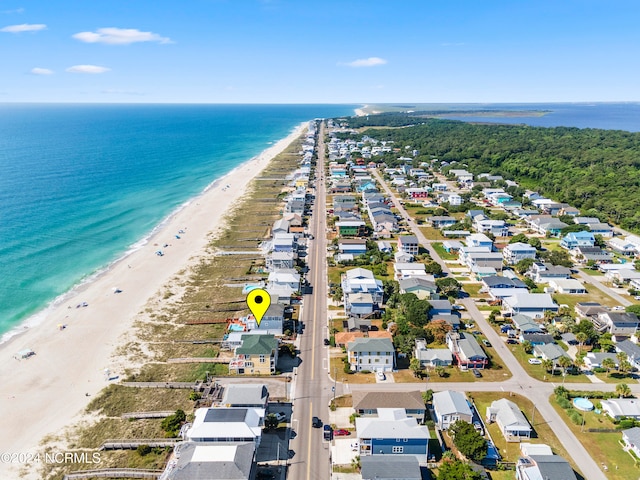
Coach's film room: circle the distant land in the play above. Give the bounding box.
[358,104,550,118]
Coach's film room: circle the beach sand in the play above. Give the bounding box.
[0,123,306,478]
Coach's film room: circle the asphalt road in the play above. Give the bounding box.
[370,170,619,480]
[289,121,332,480]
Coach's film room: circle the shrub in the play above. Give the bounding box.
[568,410,583,425]
[557,397,572,410]
[137,445,152,456]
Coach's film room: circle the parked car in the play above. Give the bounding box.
[323,424,333,440]
[334,429,351,436]
[482,339,492,347]
[312,416,322,428]
[472,368,482,378]
[323,338,330,346]
[472,331,482,335]
[507,339,518,345]
[528,358,542,365]
[376,370,386,380]
[274,412,286,422]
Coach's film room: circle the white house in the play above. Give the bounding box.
[622,427,640,459]
[486,398,532,441]
[347,337,395,372]
[502,292,559,319]
[414,338,453,368]
[548,278,587,294]
[432,390,473,430]
[186,407,264,445]
[503,242,537,265]
[601,398,640,421]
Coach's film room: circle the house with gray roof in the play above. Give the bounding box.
[594,311,639,340]
[502,292,559,319]
[616,340,640,370]
[601,398,640,421]
[482,276,527,290]
[186,407,264,444]
[622,426,640,459]
[361,456,421,480]
[219,384,269,409]
[446,331,488,369]
[516,454,577,480]
[414,338,453,368]
[353,390,426,422]
[486,398,532,441]
[163,442,256,480]
[356,409,430,461]
[533,343,569,362]
[584,352,619,370]
[398,277,437,300]
[432,390,473,430]
[347,337,395,373]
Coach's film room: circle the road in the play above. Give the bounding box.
[289,121,332,480]
[369,169,619,480]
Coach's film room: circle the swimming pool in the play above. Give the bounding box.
[573,397,594,411]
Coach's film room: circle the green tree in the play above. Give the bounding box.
[436,458,482,480]
[509,233,529,244]
[434,365,446,377]
[598,332,614,352]
[522,340,533,354]
[557,356,573,384]
[410,357,423,377]
[575,332,588,353]
[528,237,542,249]
[161,409,186,438]
[602,357,616,377]
[616,383,632,398]
[450,420,488,462]
[542,359,554,374]
[515,257,535,274]
[435,277,462,298]
[424,261,443,276]
[625,304,640,316]
[264,413,279,430]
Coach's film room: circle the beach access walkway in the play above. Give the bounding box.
[63,468,162,479]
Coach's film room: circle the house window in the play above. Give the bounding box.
[259,355,266,363]
[392,446,403,453]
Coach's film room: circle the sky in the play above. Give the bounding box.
[1,0,639,103]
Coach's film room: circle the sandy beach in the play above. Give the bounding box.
[0,123,306,478]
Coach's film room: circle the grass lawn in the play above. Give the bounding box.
[508,344,587,383]
[488,472,515,480]
[471,392,580,476]
[330,356,377,384]
[420,227,446,241]
[580,267,605,276]
[553,290,618,310]
[432,242,458,260]
[550,395,640,480]
[462,283,485,297]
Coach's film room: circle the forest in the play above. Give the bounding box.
[342,116,640,232]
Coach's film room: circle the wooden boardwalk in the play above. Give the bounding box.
[121,411,175,419]
[63,468,163,479]
[167,357,229,364]
[121,381,196,389]
[99,438,180,451]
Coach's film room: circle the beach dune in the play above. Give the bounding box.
[0,124,306,478]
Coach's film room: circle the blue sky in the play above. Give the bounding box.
[1,0,639,103]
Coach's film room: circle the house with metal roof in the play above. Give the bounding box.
[186,407,264,444]
[353,390,426,422]
[502,292,559,319]
[533,343,569,362]
[397,235,419,255]
[356,409,430,461]
[432,390,473,430]
[616,340,640,370]
[398,277,437,300]
[503,242,537,265]
[486,398,532,441]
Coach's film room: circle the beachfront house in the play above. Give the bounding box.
[186,406,264,444]
[486,398,532,441]
[432,390,473,430]
[162,442,256,480]
[347,337,395,373]
[229,334,278,375]
[218,384,269,409]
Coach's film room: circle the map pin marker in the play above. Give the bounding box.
[246,288,271,326]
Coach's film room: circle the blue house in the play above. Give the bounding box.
[356,409,430,462]
[560,231,595,250]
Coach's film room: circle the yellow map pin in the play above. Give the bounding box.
[246,288,271,326]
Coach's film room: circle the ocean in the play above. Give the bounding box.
[428,102,640,132]
[0,104,355,340]
[1,102,639,341]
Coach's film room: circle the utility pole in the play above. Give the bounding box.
[333,367,337,408]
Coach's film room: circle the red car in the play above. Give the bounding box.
[334,429,351,436]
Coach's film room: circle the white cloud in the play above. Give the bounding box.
[72,27,172,45]
[1,8,25,14]
[31,67,53,75]
[1,23,46,33]
[339,57,387,68]
[66,65,111,74]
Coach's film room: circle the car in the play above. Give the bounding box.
[312,416,322,428]
[613,306,625,311]
[528,358,542,365]
[472,368,482,378]
[323,424,333,440]
[334,429,351,436]
[256,470,276,479]
[274,412,286,422]
[324,338,330,346]
[506,339,518,345]
[472,330,482,336]
[376,370,386,380]
[635,296,640,300]
[482,339,492,347]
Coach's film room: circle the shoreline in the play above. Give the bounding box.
[0,122,307,477]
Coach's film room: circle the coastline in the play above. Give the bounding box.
[0,122,307,477]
